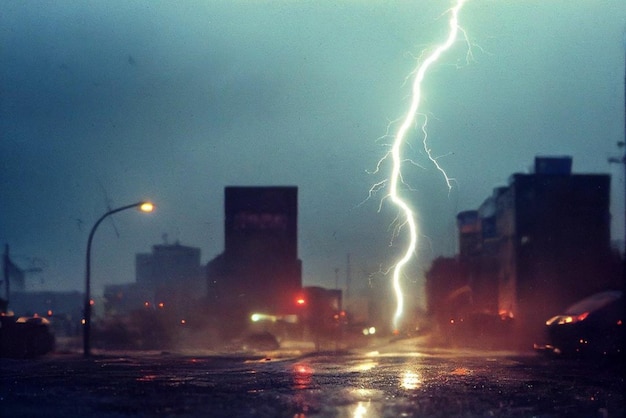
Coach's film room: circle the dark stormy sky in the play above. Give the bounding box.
[2,1,625,306]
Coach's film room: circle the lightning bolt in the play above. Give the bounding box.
[377,0,468,332]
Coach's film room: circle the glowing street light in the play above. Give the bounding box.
[83,201,154,357]
[139,202,154,213]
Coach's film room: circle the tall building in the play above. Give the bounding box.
[207,186,303,320]
[456,210,481,258]
[224,186,298,261]
[496,156,616,339]
[433,156,622,347]
[136,242,204,295]
[104,242,204,316]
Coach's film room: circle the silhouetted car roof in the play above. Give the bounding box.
[564,290,622,315]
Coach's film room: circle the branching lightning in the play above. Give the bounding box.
[374,0,468,332]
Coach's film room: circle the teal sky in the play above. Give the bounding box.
[1,1,625,305]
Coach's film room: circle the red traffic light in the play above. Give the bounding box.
[296,297,306,306]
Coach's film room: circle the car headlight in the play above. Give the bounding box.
[546,312,589,326]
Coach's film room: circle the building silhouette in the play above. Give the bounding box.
[104,241,204,318]
[206,186,303,329]
[427,156,622,346]
[497,156,617,340]
[136,242,205,299]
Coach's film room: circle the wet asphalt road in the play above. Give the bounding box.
[1,342,624,417]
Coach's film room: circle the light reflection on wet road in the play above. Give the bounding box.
[1,345,624,417]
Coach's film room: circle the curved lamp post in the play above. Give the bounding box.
[83,201,154,357]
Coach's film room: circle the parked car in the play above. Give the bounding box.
[0,315,56,358]
[241,331,280,351]
[537,290,623,358]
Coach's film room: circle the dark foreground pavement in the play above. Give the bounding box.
[1,342,624,417]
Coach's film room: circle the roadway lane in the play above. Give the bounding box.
[1,341,623,417]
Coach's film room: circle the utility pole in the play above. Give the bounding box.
[608,48,626,284]
[608,141,625,256]
[2,245,9,313]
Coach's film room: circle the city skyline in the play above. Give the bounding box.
[2,1,625,305]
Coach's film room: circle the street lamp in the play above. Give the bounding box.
[83,201,154,357]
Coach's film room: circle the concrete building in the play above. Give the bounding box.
[435,156,622,346]
[206,186,303,324]
[136,242,205,298]
[104,241,204,317]
[495,156,617,340]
